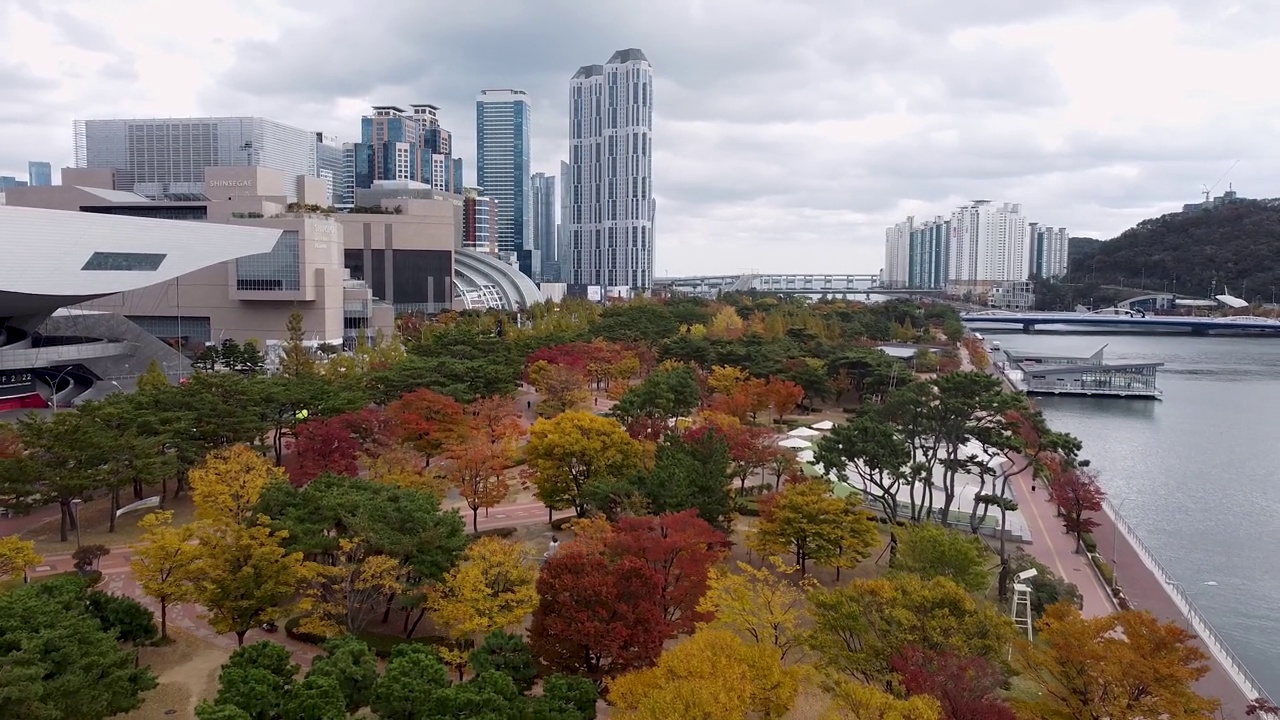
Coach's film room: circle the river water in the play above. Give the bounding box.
[978,330,1280,695]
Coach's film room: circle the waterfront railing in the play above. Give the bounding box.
[1103,496,1274,706]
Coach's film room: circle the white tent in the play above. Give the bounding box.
[810,420,835,430]
[778,437,812,449]
[788,427,822,437]
[796,449,816,463]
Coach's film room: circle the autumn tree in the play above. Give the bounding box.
[138,358,170,391]
[609,628,800,720]
[529,548,667,685]
[889,522,992,594]
[280,309,318,378]
[430,536,539,675]
[300,538,404,637]
[441,437,512,531]
[726,424,778,491]
[821,676,942,720]
[706,364,750,398]
[1050,466,1106,552]
[130,511,198,639]
[386,388,466,462]
[0,534,41,584]
[188,520,310,645]
[706,306,746,340]
[1013,603,1219,720]
[762,377,805,423]
[189,444,286,524]
[806,575,1014,683]
[527,359,590,417]
[525,411,642,517]
[697,557,814,661]
[891,647,1016,720]
[363,445,447,498]
[752,480,880,576]
[606,510,728,635]
[291,415,362,485]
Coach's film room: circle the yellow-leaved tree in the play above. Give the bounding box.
[429,536,539,676]
[707,306,746,340]
[300,538,404,638]
[525,411,641,518]
[706,365,750,397]
[188,444,285,524]
[187,520,310,646]
[696,556,814,661]
[750,480,881,576]
[364,445,448,499]
[820,676,942,720]
[0,534,42,584]
[130,511,198,639]
[609,628,801,720]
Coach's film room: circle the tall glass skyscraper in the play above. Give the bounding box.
[27,161,52,187]
[476,89,533,280]
[567,49,654,290]
[530,172,556,252]
[357,104,461,195]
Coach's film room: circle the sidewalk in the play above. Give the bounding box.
[1091,506,1255,719]
[1007,461,1116,618]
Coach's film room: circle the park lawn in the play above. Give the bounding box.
[20,493,195,556]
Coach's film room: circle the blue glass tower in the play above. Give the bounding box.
[476,89,534,280]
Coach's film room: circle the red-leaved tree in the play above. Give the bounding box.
[341,407,397,455]
[607,510,729,636]
[291,416,361,485]
[1050,466,1106,553]
[763,377,805,423]
[386,388,465,463]
[891,646,1016,720]
[727,425,778,491]
[529,549,667,686]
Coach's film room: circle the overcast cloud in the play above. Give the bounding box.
[2,0,1278,275]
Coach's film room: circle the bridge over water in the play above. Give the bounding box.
[654,273,943,298]
[962,310,1280,334]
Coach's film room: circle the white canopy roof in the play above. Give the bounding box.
[810,420,835,430]
[788,426,822,437]
[778,437,812,449]
[796,449,816,463]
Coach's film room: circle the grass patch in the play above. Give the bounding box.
[1004,673,1044,705]
[21,494,195,556]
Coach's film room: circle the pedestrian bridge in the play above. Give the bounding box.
[654,273,944,297]
[962,310,1280,334]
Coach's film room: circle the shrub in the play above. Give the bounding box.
[471,526,518,539]
[1090,554,1115,588]
[73,544,111,572]
[86,590,158,645]
[550,516,576,531]
[1081,533,1098,554]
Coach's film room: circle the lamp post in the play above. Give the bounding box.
[69,498,83,550]
[1111,497,1130,587]
[48,366,76,413]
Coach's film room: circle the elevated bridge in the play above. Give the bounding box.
[962,310,1280,334]
[654,273,944,298]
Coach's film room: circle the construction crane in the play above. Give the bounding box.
[1202,160,1240,202]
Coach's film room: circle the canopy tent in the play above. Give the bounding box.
[796,449,816,463]
[778,437,812,449]
[788,426,822,437]
[810,420,835,430]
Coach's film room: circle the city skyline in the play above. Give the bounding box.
[2,2,1279,275]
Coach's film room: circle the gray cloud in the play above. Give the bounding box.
[2,0,1274,276]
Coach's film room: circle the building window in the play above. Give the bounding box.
[236,231,301,291]
[81,252,167,271]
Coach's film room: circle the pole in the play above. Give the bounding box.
[175,277,184,381]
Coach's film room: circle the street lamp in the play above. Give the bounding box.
[1111,497,1131,585]
[48,366,77,413]
[69,498,83,550]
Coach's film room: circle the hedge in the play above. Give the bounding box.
[550,516,576,531]
[470,526,517,539]
[284,616,448,659]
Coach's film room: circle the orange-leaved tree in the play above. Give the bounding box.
[441,437,511,532]
[386,388,465,463]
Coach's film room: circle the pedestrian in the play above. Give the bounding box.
[594,397,599,407]
[1031,482,1036,493]
[527,400,532,410]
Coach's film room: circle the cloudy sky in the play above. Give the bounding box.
[2,1,1278,275]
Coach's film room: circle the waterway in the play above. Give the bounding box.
[980,330,1280,696]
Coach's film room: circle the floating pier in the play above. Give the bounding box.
[997,345,1163,399]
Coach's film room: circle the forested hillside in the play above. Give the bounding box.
[1068,200,1280,299]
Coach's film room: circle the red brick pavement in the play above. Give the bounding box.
[1090,506,1258,719]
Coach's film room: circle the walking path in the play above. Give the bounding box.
[1090,504,1257,719]
[1006,460,1116,618]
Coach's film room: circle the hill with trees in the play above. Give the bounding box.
[1067,200,1280,301]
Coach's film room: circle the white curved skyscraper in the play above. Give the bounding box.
[567,48,654,290]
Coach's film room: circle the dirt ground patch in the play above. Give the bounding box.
[121,628,230,720]
[21,493,195,556]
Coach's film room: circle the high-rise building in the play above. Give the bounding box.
[0,177,27,191]
[567,49,655,290]
[357,105,462,195]
[947,201,1028,295]
[883,218,913,288]
[476,89,533,279]
[73,117,317,199]
[463,187,499,254]
[340,142,372,208]
[555,160,571,283]
[909,217,950,289]
[27,161,52,187]
[314,134,343,207]
[530,173,557,281]
[1028,223,1070,280]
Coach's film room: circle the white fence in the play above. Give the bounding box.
[1104,496,1274,709]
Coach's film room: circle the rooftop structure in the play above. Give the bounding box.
[999,345,1163,399]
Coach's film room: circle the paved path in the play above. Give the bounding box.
[1006,460,1116,618]
[1090,505,1255,719]
[28,499,568,666]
